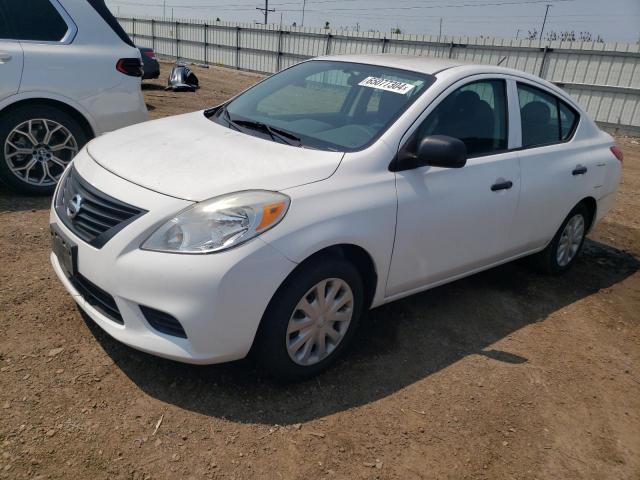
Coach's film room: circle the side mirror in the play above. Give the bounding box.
[393,135,467,171]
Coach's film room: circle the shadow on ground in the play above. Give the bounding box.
[0,190,50,213]
[81,232,639,426]
[141,83,166,91]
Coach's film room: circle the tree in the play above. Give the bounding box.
[324,21,330,30]
[215,17,221,22]
[292,21,297,27]
[391,27,402,34]
[526,29,538,40]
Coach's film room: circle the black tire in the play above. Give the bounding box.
[0,104,88,195]
[529,203,590,275]
[253,254,365,381]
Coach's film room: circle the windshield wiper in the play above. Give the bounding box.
[228,116,302,147]
[220,106,241,132]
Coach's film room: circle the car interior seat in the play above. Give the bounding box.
[521,101,557,146]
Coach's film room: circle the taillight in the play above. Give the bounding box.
[610,145,624,163]
[116,58,143,77]
[143,50,156,60]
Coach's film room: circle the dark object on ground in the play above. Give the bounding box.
[166,63,200,92]
[138,47,160,80]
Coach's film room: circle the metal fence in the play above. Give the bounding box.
[118,16,640,134]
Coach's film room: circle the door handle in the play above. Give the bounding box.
[572,165,588,175]
[491,180,513,191]
[0,53,12,63]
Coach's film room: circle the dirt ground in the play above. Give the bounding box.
[1,62,639,480]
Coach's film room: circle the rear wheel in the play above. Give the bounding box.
[254,255,364,380]
[530,203,589,274]
[0,105,88,195]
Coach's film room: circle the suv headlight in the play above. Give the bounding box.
[141,190,290,254]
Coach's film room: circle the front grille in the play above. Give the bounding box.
[72,274,123,324]
[140,306,187,338]
[55,166,146,248]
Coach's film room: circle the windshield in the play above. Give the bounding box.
[209,60,434,152]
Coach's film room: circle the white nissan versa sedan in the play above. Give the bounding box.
[49,54,623,379]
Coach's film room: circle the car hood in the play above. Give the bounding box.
[86,111,344,202]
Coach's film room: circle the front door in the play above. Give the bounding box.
[0,5,23,101]
[386,77,520,297]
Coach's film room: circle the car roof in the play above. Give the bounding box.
[312,53,580,109]
[316,53,465,75]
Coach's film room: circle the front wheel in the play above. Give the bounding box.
[530,204,589,274]
[254,255,364,380]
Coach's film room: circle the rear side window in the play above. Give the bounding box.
[87,0,135,47]
[0,0,68,42]
[518,83,578,148]
[416,79,508,157]
[0,6,10,39]
[559,101,578,140]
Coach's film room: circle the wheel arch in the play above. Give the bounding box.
[0,97,95,140]
[577,196,597,233]
[281,244,378,310]
[310,244,378,310]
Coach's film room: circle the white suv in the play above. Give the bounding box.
[0,0,148,194]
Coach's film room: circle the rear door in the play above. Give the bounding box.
[0,5,24,101]
[510,80,599,252]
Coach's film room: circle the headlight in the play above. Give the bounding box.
[141,190,290,254]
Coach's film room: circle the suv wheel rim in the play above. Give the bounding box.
[286,278,354,366]
[557,213,585,267]
[4,119,78,187]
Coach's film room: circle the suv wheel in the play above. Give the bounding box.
[0,105,88,195]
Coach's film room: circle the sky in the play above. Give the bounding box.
[106,0,640,42]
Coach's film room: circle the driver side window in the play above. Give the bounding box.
[417,79,508,157]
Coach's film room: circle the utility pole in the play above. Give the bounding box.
[438,17,443,41]
[301,0,306,27]
[539,4,551,41]
[256,0,275,25]
[163,0,166,20]
[516,28,520,39]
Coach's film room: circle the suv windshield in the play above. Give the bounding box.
[208,60,434,152]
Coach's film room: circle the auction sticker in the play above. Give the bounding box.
[358,76,416,94]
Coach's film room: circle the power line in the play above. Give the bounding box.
[108,0,575,9]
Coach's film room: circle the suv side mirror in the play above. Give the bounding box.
[393,135,467,171]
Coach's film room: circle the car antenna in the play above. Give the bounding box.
[497,56,507,66]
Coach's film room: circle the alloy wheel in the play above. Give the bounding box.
[4,118,78,187]
[286,278,354,366]
[556,213,585,267]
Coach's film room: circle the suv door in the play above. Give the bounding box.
[3,0,78,96]
[510,81,595,252]
[0,5,24,101]
[386,76,521,297]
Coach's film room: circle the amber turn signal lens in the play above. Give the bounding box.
[257,201,287,231]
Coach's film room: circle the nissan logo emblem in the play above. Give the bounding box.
[66,193,83,219]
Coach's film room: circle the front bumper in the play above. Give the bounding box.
[50,152,297,364]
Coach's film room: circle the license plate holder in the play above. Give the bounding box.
[51,224,77,278]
